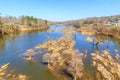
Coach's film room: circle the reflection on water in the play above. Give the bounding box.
[0,25,120,80]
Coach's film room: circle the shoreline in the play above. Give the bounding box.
[77,27,120,40]
[0,26,49,34]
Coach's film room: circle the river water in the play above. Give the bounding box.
[0,25,120,80]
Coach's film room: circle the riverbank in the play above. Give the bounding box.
[77,26,120,40]
[0,27,49,34]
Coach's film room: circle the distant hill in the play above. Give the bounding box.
[60,14,120,27]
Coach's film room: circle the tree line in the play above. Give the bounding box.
[59,14,120,39]
[61,14,120,27]
[0,15,49,34]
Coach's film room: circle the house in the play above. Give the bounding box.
[113,21,120,26]
[104,21,112,26]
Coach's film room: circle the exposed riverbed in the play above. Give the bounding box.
[0,25,120,80]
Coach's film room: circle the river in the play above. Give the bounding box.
[0,25,120,80]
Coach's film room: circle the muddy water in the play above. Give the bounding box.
[0,25,120,80]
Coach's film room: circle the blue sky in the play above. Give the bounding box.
[0,0,120,21]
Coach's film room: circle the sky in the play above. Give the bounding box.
[0,0,120,21]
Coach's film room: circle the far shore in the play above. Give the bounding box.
[76,26,120,40]
[0,26,49,34]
